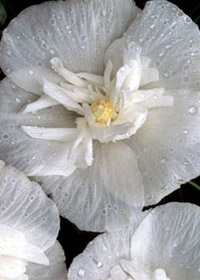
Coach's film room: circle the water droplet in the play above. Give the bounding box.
[80,45,86,50]
[15,98,21,103]
[80,34,87,41]
[183,129,188,134]
[28,70,34,76]
[160,158,167,164]
[77,268,85,277]
[165,44,172,50]
[6,50,12,57]
[97,261,103,268]
[165,226,170,232]
[189,106,198,115]
[101,9,107,16]
[49,18,56,25]
[50,49,55,55]
[66,24,71,30]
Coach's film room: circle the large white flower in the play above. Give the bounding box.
[0,0,200,231]
[68,202,200,280]
[0,160,67,280]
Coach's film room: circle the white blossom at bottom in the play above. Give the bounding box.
[68,203,200,280]
[0,160,67,280]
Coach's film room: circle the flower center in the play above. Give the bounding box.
[91,98,113,125]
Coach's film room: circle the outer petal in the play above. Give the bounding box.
[0,78,77,176]
[68,212,147,280]
[0,160,59,251]
[121,0,200,91]
[129,203,200,280]
[0,0,139,94]
[125,89,200,205]
[68,203,200,280]
[34,141,144,232]
[27,241,68,280]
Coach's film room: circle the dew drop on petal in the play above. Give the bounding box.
[66,24,71,30]
[29,70,34,76]
[77,268,86,277]
[101,9,107,16]
[97,261,103,268]
[6,50,12,57]
[189,106,198,115]
[165,226,170,232]
[50,49,56,55]
[15,98,21,103]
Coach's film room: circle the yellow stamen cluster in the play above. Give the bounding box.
[91,98,113,125]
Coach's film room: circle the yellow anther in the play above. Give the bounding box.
[91,98,113,125]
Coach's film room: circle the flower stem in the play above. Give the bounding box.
[188,180,200,191]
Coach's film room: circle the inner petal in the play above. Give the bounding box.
[152,269,171,280]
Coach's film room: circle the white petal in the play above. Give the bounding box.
[77,72,104,86]
[73,118,93,168]
[68,213,146,279]
[0,0,139,93]
[27,241,67,280]
[43,79,83,114]
[0,160,59,251]
[140,95,174,109]
[22,95,58,113]
[33,141,144,232]
[140,67,159,87]
[126,88,164,106]
[89,122,134,143]
[21,126,77,142]
[50,57,87,87]
[0,78,77,177]
[0,257,27,278]
[0,224,49,265]
[124,0,200,91]
[126,88,200,206]
[130,203,200,280]
[104,59,113,93]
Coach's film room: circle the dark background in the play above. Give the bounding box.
[0,0,200,268]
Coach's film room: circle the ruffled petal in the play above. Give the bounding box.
[33,141,144,232]
[130,203,200,280]
[125,89,200,205]
[0,224,49,265]
[27,241,67,280]
[68,203,200,280]
[68,213,146,280]
[0,160,59,251]
[123,0,200,91]
[0,0,139,93]
[0,78,77,176]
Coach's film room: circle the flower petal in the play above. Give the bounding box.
[129,203,200,280]
[0,160,59,251]
[27,241,67,280]
[68,212,146,279]
[0,256,27,279]
[124,0,200,91]
[125,89,200,205]
[21,126,77,142]
[33,141,144,232]
[0,224,49,265]
[0,78,77,176]
[0,0,139,93]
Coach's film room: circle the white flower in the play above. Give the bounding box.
[68,202,200,280]
[0,0,200,231]
[0,160,67,280]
